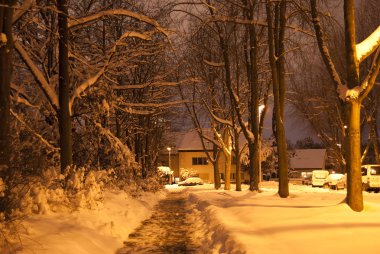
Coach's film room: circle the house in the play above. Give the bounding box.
[158,129,248,183]
[289,149,327,178]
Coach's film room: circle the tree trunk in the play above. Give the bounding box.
[213,143,221,189]
[224,153,231,191]
[235,129,242,191]
[0,0,15,174]
[344,0,363,212]
[346,101,363,211]
[57,0,73,173]
[266,0,289,198]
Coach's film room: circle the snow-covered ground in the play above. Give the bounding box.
[187,182,380,254]
[11,190,166,254]
[7,183,380,254]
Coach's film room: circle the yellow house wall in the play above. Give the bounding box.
[178,151,248,183]
[178,151,214,183]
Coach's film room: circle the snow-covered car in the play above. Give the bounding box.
[326,173,346,190]
[311,170,329,187]
[178,177,204,186]
[362,165,380,192]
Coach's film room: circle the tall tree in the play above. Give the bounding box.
[57,0,72,173]
[266,0,289,198]
[0,0,16,173]
[0,0,16,216]
[310,0,380,211]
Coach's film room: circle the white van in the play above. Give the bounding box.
[311,170,329,187]
[361,165,380,192]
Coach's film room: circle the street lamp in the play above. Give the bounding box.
[167,147,172,184]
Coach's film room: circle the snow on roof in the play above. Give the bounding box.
[176,129,249,151]
[289,149,326,169]
[177,129,213,151]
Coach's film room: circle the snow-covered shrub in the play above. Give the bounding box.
[180,168,198,180]
[62,166,105,209]
[157,166,173,177]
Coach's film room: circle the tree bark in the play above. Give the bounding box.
[57,0,73,173]
[346,101,363,211]
[0,0,15,174]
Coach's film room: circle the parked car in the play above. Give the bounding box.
[326,173,346,190]
[178,177,204,186]
[361,164,380,192]
[301,172,313,185]
[311,170,329,187]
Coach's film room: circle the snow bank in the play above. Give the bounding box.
[186,185,246,254]
[11,190,166,254]
[187,183,380,254]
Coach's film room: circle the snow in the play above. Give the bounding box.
[12,190,166,254]
[187,182,380,254]
[356,26,380,63]
[157,166,173,177]
[337,83,364,101]
[7,181,380,254]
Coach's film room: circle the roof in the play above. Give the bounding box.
[289,149,327,169]
[177,129,213,151]
[176,129,249,151]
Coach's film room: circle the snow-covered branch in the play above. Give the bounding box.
[202,98,233,127]
[10,86,38,108]
[120,100,189,108]
[11,110,59,152]
[356,26,380,63]
[310,0,343,89]
[212,127,231,157]
[12,0,35,24]
[14,40,59,111]
[203,59,225,67]
[68,9,169,36]
[95,122,134,166]
[69,67,106,115]
[210,15,314,37]
[112,81,179,90]
[359,47,380,101]
[115,105,155,115]
[69,31,151,115]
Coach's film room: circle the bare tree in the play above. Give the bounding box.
[310,0,380,211]
[266,0,289,198]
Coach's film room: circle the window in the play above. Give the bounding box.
[231,173,236,180]
[192,157,208,165]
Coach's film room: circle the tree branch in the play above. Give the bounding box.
[309,0,343,89]
[68,9,169,36]
[356,26,380,63]
[14,40,59,111]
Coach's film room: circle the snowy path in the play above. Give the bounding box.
[117,191,207,254]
